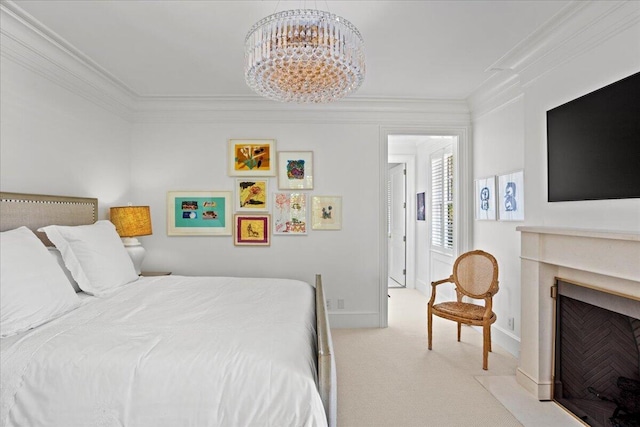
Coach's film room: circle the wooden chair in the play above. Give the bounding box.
[427,250,499,370]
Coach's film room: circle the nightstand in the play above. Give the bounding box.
[140,271,172,277]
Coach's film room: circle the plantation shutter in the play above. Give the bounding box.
[431,147,454,253]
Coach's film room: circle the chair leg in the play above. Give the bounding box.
[457,322,461,342]
[482,324,490,370]
[427,308,433,350]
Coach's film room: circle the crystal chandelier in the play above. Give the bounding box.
[245,9,365,103]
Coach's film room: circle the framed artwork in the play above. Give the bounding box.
[474,176,497,220]
[228,139,276,176]
[273,192,308,235]
[498,170,524,221]
[167,191,231,236]
[277,151,313,189]
[311,196,342,230]
[416,192,425,221]
[235,178,269,212]
[234,214,270,246]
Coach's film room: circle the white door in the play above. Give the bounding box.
[389,163,406,286]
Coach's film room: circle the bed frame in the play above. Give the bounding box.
[0,191,337,427]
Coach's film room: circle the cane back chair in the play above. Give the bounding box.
[427,250,499,370]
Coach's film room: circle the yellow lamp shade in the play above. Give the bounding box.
[110,206,152,238]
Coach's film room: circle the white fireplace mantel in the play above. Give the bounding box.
[516,226,640,400]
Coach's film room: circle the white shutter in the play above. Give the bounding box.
[431,154,443,248]
[430,147,454,253]
[445,152,454,250]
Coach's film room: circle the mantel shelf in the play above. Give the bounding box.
[516,226,640,242]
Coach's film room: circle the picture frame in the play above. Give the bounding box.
[277,151,313,189]
[273,192,308,235]
[228,139,276,176]
[311,196,342,230]
[498,170,524,221]
[167,191,232,236]
[474,176,497,220]
[416,192,425,221]
[235,178,269,212]
[234,214,271,246]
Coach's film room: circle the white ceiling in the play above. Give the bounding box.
[11,0,571,100]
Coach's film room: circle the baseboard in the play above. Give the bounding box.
[329,311,380,328]
[415,279,430,297]
[516,368,553,400]
[471,324,521,358]
[491,325,521,358]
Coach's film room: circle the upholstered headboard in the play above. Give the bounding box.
[0,192,98,246]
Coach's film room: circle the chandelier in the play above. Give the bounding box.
[245,9,365,103]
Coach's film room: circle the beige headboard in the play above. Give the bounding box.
[0,192,98,246]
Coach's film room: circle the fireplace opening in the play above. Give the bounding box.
[553,279,640,427]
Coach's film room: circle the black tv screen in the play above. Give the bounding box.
[546,71,640,202]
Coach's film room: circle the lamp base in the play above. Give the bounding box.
[122,240,145,275]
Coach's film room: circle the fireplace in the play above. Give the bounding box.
[553,279,640,426]
[516,226,640,404]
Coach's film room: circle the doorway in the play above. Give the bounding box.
[388,162,406,288]
[380,128,472,328]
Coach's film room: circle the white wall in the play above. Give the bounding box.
[130,120,383,327]
[0,59,132,217]
[472,97,524,356]
[471,14,640,357]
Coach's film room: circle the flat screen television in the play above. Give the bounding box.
[546,71,640,202]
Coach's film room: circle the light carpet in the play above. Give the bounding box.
[331,287,578,427]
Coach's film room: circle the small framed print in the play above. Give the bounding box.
[474,176,497,220]
[167,191,231,236]
[417,192,425,221]
[311,196,342,230]
[235,178,269,212]
[273,192,308,235]
[277,151,313,189]
[498,170,524,221]
[228,139,276,176]
[234,214,270,246]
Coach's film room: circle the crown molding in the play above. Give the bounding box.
[5,0,635,125]
[1,1,136,120]
[468,0,640,119]
[131,96,471,124]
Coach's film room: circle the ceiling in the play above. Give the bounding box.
[11,0,571,101]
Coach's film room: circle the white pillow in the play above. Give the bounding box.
[48,247,81,293]
[0,226,81,337]
[40,220,139,296]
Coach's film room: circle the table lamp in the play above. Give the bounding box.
[109,205,152,275]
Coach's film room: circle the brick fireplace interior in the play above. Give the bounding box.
[553,279,640,427]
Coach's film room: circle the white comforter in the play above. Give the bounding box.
[1,276,326,427]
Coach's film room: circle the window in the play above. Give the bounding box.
[431,147,453,252]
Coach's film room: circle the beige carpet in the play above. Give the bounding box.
[331,288,522,427]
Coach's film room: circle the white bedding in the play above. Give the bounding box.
[1,276,326,427]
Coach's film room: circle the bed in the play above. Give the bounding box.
[0,192,336,427]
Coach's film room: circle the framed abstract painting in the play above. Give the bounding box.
[277,151,313,189]
[273,192,308,235]
[311,196,342,230]
[228,139,276,176]
[234,214,271,246]
[474,176,496,220]
[498,170,524,221]
[167,191,232,236]
[235,178,269,212]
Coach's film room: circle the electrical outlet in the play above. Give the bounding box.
[337,299,345,309]
[326,299,331,310]
[508,317,515,331]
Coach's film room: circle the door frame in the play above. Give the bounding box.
[378,126,472,328]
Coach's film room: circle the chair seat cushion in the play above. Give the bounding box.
[432,301,496,321]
